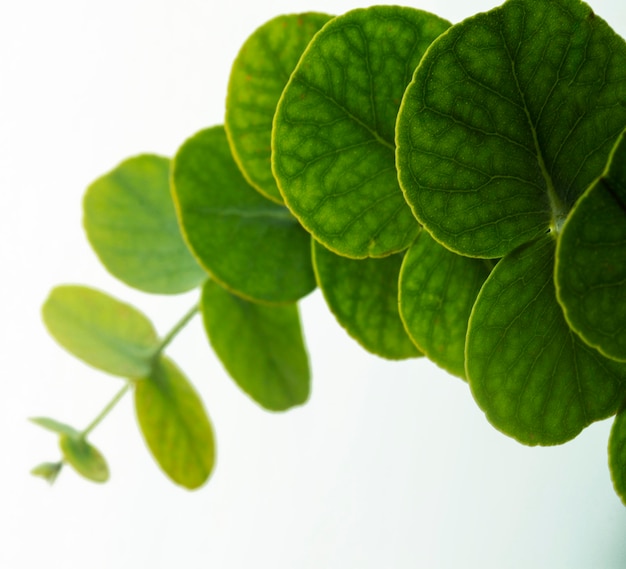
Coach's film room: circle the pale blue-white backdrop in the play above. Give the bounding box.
[2,1,626,567]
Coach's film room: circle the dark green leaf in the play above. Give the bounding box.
[467,235,626,445]
[59,435,109,483]
[201,280,310,411]
[399,231,492,378]
[84,154,206,294]
[42,285,159,379]
[556,129,626,362]
[171,126,316,303]
[397,0,626,258]
[313,240,420,360]
[609,404,626,506]
[273,6,450,258]
[134,357,215,489]
[226,12,333,203]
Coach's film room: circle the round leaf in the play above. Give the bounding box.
[397,0,626,258]
[399,231,492,378]
[172,126,316,303]
[134,356,215,490]
[42,285,159,379]
[467,235,626,445]
[609,405,626,506]
[201,280,310,411]
[59,435,109,483]
[273,6,450,258]
[312,240,420,360]
[225,12,333,203]
[556,129,626,362]
[84,154,206,294]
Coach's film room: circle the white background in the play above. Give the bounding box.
[2,1,626,567]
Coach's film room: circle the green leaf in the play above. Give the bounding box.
[30,417,80,438]
[201,280,310,411]
[59,435,109,483]
[42,285,159,379]
[398,231,492,378]
[83,154,206,294]
[273,6,450,258]
[609,404,626,506]
[171,125,316,303]
[30,461,63,484]
[225,12,333,204]
[556,129,626,362]
[312,240,420,360]
[397,0,626,258]
[134,357,215,489]
[466,235,626,445]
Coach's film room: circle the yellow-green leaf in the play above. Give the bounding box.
[42,285,159,379]
[59,436,109,483]
[134,357,215,490]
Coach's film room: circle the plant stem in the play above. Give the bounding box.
[153,303,199,358]
[81,382,132,438]
[80,301,200,439]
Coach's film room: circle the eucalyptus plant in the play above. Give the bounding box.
[32,0,626,504]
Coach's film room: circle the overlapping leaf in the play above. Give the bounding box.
[397,0,626,258]
[84,155,206,294]
[134,356,215,489]
[226,12,333,203]
[59,435,109,483]
[312,240,419,360]
[273,6,450,258]
[201,280,309,411]
[171,126,316,303]
[556,129,626,362]
[399,231,492,378]
[609,404,626,506]
[466,236,626,445]
[42,285,159,378]
[30,416,108,484]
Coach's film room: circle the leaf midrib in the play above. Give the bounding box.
[500,25,568,231]
[296,76,395,152]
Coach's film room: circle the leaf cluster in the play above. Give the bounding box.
[33,0,626,505]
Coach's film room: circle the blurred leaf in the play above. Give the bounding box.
[134,357,215,490]
[42,285,159,379]
[171,126,315,303]
[313,240,420,360]
[556,129,626,362]
[30,461,63,484]
[397,0,626,258]
[226,12,333,203]
[59,435,109,483]
[83,154,206,294]
[201,280,309,411]
[273,6,450,258]
[30,417,80,438]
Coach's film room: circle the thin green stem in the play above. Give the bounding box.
[153,303,199,358]
[34,301,203,483]
[81,382,132,438]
